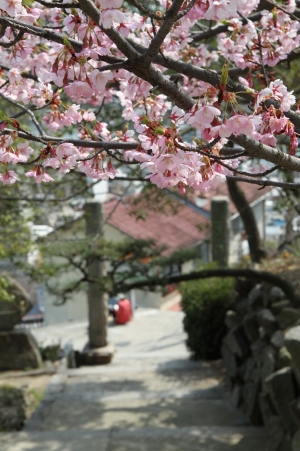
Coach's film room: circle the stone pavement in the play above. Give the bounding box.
[0,309,268,450]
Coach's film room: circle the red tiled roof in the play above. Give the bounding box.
[104,197,210,255]
[195,182,274,215]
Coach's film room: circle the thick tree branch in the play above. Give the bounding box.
[142,0,185,66]
[77,0,141,62]
[231,134,300,172]
[122,268,300,307]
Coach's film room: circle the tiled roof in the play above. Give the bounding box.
[194,182,274,215]
[104,196,210,255]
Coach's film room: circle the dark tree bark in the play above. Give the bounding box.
[227,178,267,263]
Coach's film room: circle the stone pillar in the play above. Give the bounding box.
[211,196,229,267]
[82,202,113,364]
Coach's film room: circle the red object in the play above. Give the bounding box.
[115,298,132,325]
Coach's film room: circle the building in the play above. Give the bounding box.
[24,182,274,325]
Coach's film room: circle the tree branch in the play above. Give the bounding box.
[77,0,141,62]
[35,0,80,7]
[142,0,185,66]
[1,128,139,150]
[225,175,300,190]
[0,30,24,48]
[127,0,164,20]
[0,16,83,52]
[0,92,45,136]
[122,268,300,307]
[231,134,300,172]
[191,12,262,42]
[176,0,198,19]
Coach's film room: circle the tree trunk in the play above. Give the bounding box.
[84,201,108,349]
[285,208,295,244]
[211,196,229,267]
[227,179,267,263]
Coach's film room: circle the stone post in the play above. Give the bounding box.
[211,196,229,267]
[82,201,113,364]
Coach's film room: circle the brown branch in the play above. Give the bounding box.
[127,0,164,20]
[77,0,141,62]
[176,0,198,19]
[122,268,300,307]
[1,128,139,150]
[225,175,300,190]
[219,160,279,177]
[142,0,185,66]
[0,92,45,136]
[0,15,83,50]
[231,134,300,172]
[0,30,24,48]
[191,12,263,42]
[35,0,79,7]
[264,0,300,22]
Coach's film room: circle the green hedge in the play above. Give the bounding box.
[181,276,234,360]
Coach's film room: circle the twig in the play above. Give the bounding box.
[219,160,279,177]
[0,30,24,48]
[176,0,197,19]
[34,0,80,7]
[127,0,164,20]
[142,0,185,66]
[225,175,300,190]
[0,92,45,136]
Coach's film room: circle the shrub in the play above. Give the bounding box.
[181,276,234,360]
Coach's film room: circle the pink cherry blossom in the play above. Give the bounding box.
[0,0,23,16]
[99,9,125,29]
[64,82,93,100]
[90,69,113,93]
[186,105,221,130]
[56,143,79,160]
[0,170,20,185]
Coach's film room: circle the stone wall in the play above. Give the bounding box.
[222,281,300,451]
[0,386,25,431]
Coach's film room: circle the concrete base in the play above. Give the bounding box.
[80,343,114,365]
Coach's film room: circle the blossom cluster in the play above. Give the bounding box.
[0,0,298,191]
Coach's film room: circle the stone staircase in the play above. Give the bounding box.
[0,310,268,450]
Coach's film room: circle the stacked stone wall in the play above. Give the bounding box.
[222,281,300,451]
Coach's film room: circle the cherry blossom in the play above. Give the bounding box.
[0,170,20,185]
[99,9,125,29]
[0,0,298,192]
[0,0,23,17]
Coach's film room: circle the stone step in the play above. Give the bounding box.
[43,387,227,403]
[67,358,205,375]
[25,397,250,431]
[0,426,268,451]
[64,369,226,395]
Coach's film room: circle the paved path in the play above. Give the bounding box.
[1,310,267,450]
